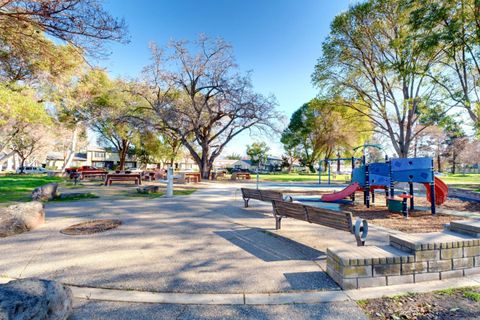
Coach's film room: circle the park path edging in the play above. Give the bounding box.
[2,275,480,305]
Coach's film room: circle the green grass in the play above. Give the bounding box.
[435,287,480,300]
[0,174,64,203]
[50,192,99,202]
[255,172,480,186]
[463,291,480,302]
[440,173,480,185]
[257,173,350,182]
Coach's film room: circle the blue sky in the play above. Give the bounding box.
[98,0,352,156]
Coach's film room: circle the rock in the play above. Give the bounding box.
[32,183,58,201]
[137,186,160,194]
[0,278,73,320]
[58,192,91,199]
[0,202,44,237]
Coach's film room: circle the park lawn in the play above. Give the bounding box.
[0,174,64,203]
[440,173,480,185]
[257,173,351,182]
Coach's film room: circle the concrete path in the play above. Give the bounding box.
[0,182,415,319]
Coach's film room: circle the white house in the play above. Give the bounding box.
[232,156,283,172]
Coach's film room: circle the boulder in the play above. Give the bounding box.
[0,278,73,320]
[57,192,92,199]
[32,183,58,201]
[137,185,161,194]
[0,202,44,237]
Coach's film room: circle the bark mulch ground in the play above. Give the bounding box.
[358,287,480,320]
[60,219,122,235]
[340,192,477,233]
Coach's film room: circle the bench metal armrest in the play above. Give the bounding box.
[353,219,368,246]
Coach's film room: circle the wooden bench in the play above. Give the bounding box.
[80,171,107,180]
[240,188,293,207]
[271,200,368,246]
[104,173,142,186]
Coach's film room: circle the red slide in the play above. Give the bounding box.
[321,182,360,202]
[423,176,448,205]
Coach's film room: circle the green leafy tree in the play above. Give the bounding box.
[246,142,270,170]
[313,0,446,157]
[281,99,371,172]
[410,0,480,131]
[281,103,316,172]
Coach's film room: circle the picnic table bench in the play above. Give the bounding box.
[240,188,292,207]
[104,173,142,186]
[80,170,107,180]
[271,200,368,246]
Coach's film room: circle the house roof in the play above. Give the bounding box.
[46,152,87,161]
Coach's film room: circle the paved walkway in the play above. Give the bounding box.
[0,182,477,319]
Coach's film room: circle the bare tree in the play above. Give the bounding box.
[137,36,279,179]
[0,0,128,55]
[10,123,52,172]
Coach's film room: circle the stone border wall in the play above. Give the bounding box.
[327,232,480,290]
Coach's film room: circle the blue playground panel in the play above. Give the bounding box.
[391,169,433,183]
[391,157,432,171]
[369,174,390,186]
[368,163,390,186]
[390,157,433,183]
[352,166,366,187]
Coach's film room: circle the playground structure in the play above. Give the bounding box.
[321,157,449,216]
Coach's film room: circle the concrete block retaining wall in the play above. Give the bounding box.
[327,220,480,290]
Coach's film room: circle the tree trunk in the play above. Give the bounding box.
[118,140,129,171]
[61,125,79,173]
[437,154,442,172]
[198,159,212,180]
[451,152,456,174]
[336,158,341,172]
[19,156,26,173]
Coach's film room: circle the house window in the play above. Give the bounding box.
[94,152,105,158]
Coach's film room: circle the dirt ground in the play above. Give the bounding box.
[359,287,480,320]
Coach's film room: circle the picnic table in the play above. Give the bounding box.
[104,173,142,186]
[231,172,251,180]
[184,172,201,183]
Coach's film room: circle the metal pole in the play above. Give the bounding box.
[430,158,436,215]
[328,160,331,185]
[365,164,370,208]
[256,164,259,190]
[409,181,414,210]
[166,166,173,197]
[389,159,394,198]
[318,160,321,184]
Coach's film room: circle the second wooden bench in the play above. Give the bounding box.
[271,200,368,246]
[241,188,292,207]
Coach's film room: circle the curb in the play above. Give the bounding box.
[2,275,480,305]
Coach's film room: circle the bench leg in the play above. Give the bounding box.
[243,198,249,208]
[275,217,282,230]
